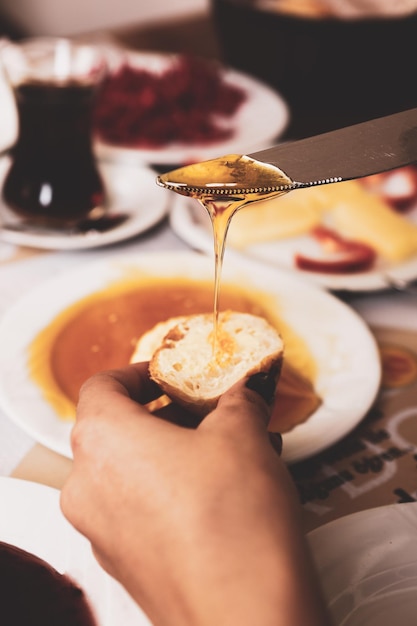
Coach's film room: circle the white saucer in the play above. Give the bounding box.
[0,156,169,250]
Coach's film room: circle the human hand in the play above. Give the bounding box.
[60,362,331,626]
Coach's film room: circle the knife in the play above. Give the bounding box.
[248,107,417,189]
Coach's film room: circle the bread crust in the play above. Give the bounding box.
[147,311,284,417]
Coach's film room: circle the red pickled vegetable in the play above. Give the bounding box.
[360,165,417,212]
[93,55,247,148]
[295,226,376,274]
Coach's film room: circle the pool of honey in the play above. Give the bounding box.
[29,274,321,433]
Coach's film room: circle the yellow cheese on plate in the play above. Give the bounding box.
[329,181,417,262]
[227,185,330,248]
[227,178,417,263]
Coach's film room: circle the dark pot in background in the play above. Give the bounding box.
[211,0,417,139]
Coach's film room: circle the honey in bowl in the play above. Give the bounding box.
[28,271,321,434]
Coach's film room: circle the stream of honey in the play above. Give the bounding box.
[158,154,293,352]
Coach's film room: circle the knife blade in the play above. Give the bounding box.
[248,107,417,188]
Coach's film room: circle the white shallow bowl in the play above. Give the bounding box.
[0,250,381,463]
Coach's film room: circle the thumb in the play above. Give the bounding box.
[199,365,281,449]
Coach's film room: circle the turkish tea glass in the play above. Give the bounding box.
[1,37,107,227]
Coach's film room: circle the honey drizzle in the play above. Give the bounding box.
[159,154,292,355]
[198,196,244,354]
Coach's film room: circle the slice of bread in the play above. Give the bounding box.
[130,316,188,363]
[146,311,284,417]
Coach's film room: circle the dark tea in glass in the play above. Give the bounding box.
[1,38,107,227]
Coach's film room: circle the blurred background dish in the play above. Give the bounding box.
[211,0,417,138]
[169,165,417,291]
[0,44,289,165]
[0,156,169,249]
[1,1,417,142]
[0,251,380,463]
[0,0,208,38]
[93,47,289,165]
[0,476,150,625]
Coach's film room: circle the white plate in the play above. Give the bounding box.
[308,503,417,625]
[0,251,380,463]
[170,194,417,292]
[93,48,289,165]
[0,476,150,625]
[0,155,168,250]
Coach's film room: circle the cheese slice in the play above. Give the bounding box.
[227,185,327,248]
[228,177,417,263]
[329,181,417,262]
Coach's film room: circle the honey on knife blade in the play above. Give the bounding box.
[157,154,293,354]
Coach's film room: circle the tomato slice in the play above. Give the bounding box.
[295,226,376,274]
[361,166,417,212]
